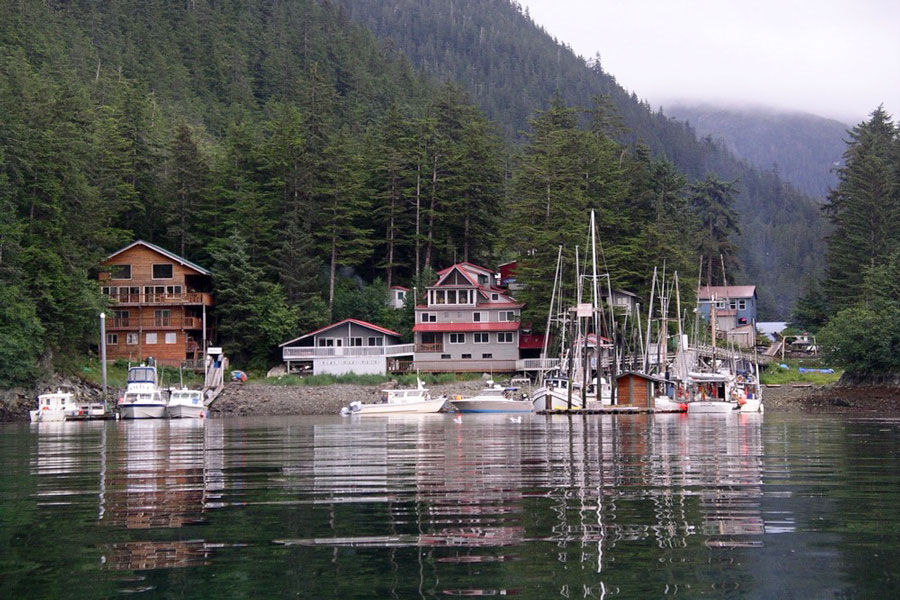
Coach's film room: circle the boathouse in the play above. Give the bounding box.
[616,372,666,408]
[413,262,523,373]
[280,319,414,375]
[98,240,213,368]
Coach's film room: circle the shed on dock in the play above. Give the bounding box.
[616,372,666,409]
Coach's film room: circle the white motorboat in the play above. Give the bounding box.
[118,364,167,419]
[30,390,80,422]
[167,388,207,419]
[687,399,739,414]
[450,384,533,413]
[532,377,585,411]
[343,379,446,415]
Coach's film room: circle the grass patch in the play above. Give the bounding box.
[78,357,204,389]
[760,358,843,385]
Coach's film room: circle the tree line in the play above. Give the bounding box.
[794,107,900,374]
[0,0,740,384]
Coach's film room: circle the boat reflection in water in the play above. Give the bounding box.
[99,419,225,571]
[284,411,769,596]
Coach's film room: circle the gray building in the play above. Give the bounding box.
[414,263,523,372]
[280,319,413,375]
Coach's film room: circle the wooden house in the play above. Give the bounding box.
[99,241,212,367]
[616,372,666,408]
[280,319,414,375]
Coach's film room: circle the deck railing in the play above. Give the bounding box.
[515,358,561,371]
[107,316,203,330]
[106,291,212,306]
[283,343,415,361]
[414,343,444,354]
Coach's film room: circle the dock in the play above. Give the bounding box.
[537,407,686,415]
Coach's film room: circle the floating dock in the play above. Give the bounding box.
[537,407,686,415]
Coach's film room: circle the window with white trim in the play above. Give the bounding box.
[481,353,492,359]
[474,333,490,344]
[165,332,177,344]
[449,333,466,344]
[498,332,514,343]
[126,333,138,345]
[146,333,157,345]
[349,337,363,347]
[491,293,499,301]
[368,337,384,346]
[738,299,747,310]
[473,312,482,322]
[421,313,436,322]
[499,311,516,322]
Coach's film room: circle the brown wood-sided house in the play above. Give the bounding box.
[99,241,213,367]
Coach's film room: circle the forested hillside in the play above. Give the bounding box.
[0,0,732,385]
[666,104,848,199]
[332,0,829,318]
[797,108,900,375]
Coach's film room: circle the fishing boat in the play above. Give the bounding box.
[531,376,585,411]
[450,383,533,413]
[685,371,739,414]
[30,390,80,422]
[118,363,167,419]
[167,388,207,419]
[342,379,446,415]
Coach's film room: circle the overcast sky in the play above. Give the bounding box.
[519,0,900,124]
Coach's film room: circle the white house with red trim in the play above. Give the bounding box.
[280,319,414,375]
[413,263,523,372]
[388,285,409,309]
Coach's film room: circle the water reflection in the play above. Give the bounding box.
[20,411,900,597]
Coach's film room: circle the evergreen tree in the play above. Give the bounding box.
[689,175,741,286]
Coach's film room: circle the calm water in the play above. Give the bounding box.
[1,412,899,598]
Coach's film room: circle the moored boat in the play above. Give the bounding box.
[118,364,167,419]
[531,376,585,411]
[342,379,447,415]
[30,390,80,423]
[167,388,207,419]
[450,384,532,413]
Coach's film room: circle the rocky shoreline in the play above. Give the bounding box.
[3,378,899,421]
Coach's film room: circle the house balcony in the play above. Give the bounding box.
[107,316,203,330]
[282,343,415,362]
[415,343,444,354]
[107,292,213,306]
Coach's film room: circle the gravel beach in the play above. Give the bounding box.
[4,378,899,421]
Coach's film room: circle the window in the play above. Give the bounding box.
[499,311,516,322]
[478,274,488,285]
[446,290,457,304]
[152,263,174,279]
[349,337,363,347]
[481,353,493,359]
[716,300,727,309]
[473,312,482,322]
[154,309,171,327]
[146,333,157,345]
[738,299,747,310]
[126,333,138,345]
[491,293,499,301]
[109,264,131,280]
[319,338,335,347]
[449,333,466,344]
[165,332,177,344]
[474,333,490,344]
[166,285,183,297]
[461,354,471,359]
[441,354,451,360]
[421,313,436,323]
[498,332,514,343]
[114,310,129,327]
[368,337,384,346]
[397,290,406,300]
[106,333,118,345]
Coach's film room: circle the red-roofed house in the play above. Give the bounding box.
[280,319,414,375]
[414,263,523,372]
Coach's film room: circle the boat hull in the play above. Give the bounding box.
[450,399,533,413]
[167,404,207,419]
[119,404,167,419]
[687,401,738,414]
[532,388,584,411]
[29,409,69,422]
[740,398,764,413]
[355,397,447,415]
[654,397,687,412]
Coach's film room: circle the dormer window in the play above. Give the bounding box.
[478,274,488,285]
[491,293,499,301]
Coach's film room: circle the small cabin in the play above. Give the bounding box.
[388,286,409,310]
[616,372,666,408]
